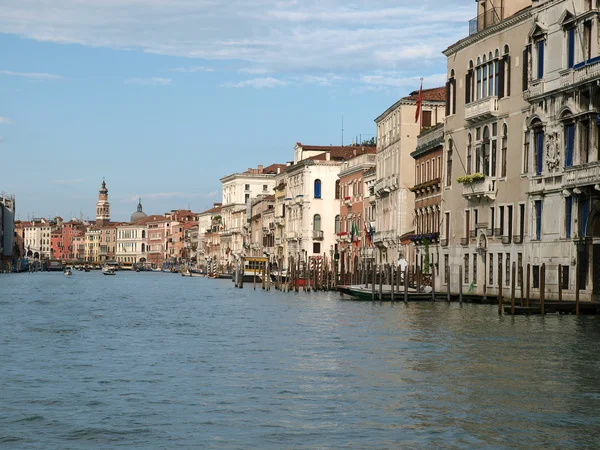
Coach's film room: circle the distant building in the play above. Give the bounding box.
[96,179,110,227]
[0,193,15,262]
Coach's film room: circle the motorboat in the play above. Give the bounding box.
[102,266,116,276]
[63,268,73,276]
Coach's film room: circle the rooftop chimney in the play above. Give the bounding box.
[258,164,263,173]
[326,152,331,161]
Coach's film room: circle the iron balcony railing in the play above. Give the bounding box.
[469,7,503,35]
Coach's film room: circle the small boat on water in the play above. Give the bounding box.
[63,268,73,276]
[102,266,116,276]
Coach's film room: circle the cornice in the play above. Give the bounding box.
[443,8,532,57]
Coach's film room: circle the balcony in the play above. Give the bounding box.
[312,230,324,240]
[465,97,499,123]
[564,162,600,188]
[469,7,503,35]
[524,79,544,101]
[462,177,496,200]
[374,174,399,197]
[574,56,600,85]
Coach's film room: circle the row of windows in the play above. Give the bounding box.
[415,156,442,185]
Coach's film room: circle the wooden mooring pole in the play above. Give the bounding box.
[404,266,408,303]
[390,265,395,302]
[371,261,376,301]
[378,264,383,301]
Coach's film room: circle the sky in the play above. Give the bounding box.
[0,0,473,222]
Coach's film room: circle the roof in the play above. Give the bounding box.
[309,145,376,162]
[403,87,446,102]
[262,164,286,174]
[199,204,222,215]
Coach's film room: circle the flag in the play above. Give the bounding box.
[414,79,423,123]
[364,221,369,246]
[350,221,356,244]
[353,222,359,247]
[368,222,374,247]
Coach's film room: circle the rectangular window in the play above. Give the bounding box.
[477,67,482,100]
[518,253,523,286]
[438,156,441,178]
[567,27,575,69]
[432,159,436,180]
[245,184,250,190]
[313,242,321,254]
[426,161,430,182]
[491,140,497,177]
[482,64,488,98]
[524,132,530,173]
[465,210,471,238]
[488,62,493,97]
[533,265,540,289]
[494,60,499,96]
[505,253,511,286]
[566,197,573,238]
[499,205,505,236]
[473,254,477,285]
[489,253,494,286]
[564,122,576,167]
[519,204,525,241]
[581,120,590,164]
[507,205,513,240]
[535,200,543,240]
[562,266,569,290]
[501,133,507,177]
[580,197,590,237]
[584,21,592,61]
[245,193,250,203]
[445,212,450,240]
[537,40,544,79]
[422,111,432,128]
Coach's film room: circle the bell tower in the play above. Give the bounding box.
[96,178,110,226]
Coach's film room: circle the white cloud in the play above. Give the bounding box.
[0,1,472,76]
[361,72,447,89]
[0,69,62,80]
[125,77,172,86]
[221,77,288,89]
[0,116,13,125]
[169,66,215,73]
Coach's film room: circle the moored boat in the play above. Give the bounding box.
[102,266,116,275]
[63,268,73,276]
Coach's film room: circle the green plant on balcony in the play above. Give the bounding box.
[456,172,485,184]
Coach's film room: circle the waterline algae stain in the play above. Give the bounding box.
[1,272,600,448]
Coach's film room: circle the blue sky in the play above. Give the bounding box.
[0,0,472,221]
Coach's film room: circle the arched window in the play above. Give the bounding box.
[467,133,472,175]
[476,57,482,100]
[501,124,508,177]
[141,243,145,253]
[335,215,341,234]
[313,214,321,231]
[482,55,488,98]
[531,119,544,175]
[482,126,490,175]
[335,180,340,199]
[447,140,453,187]
[314,179,322,199]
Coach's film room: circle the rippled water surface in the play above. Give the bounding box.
[2,272,600,449]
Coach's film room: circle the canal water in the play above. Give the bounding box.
[2,272,600,449]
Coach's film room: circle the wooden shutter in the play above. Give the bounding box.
[445,81,451,116]
[505,55,511,96]
[465,72,471,104]
[522,47,529,92]
[451,78,457,114]
[497,58,505,99]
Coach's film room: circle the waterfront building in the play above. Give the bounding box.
[0,193,15,261]
[164,210,197,263]
[50,220,86,261]
[336,147,377,273]
[182,223,199,265]
[363,167,377,263]
[84,227,101,263]
[522,0,600,300]
[197,203,222,270]
[13,220,24,259]
[408,123,444,276]
[23,218,56,260]
[116,221,148,267]
[284,144,370,264]
[441,0,531,296]
[219,164,284,268]
[144,215,170,267]
[373,88,446,265]
[273,173,289,269]
[249,195,275,260]
[72,234,86,262]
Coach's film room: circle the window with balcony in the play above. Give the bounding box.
[565,121,575,167]
[567,27,576,69]
[536,40,545,79]
[466,134,472,175]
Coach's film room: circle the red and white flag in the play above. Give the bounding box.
[414,79,423,124]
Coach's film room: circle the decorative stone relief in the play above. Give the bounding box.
[546,130,561,171]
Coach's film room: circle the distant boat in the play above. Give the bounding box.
[63,268,73,276]
[102,266,116,276]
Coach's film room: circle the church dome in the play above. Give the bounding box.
[131,198,148,222]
